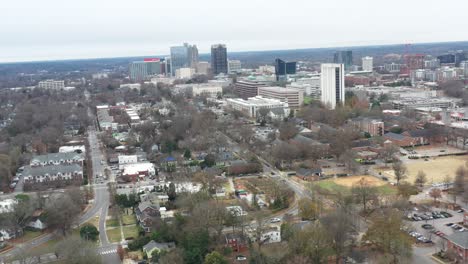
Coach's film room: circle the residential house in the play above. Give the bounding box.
[246,226,281,244]
[0,199,16,213]
[225,233,248,252]
[0,229,21,241]
[27,210,47,230]
[23,164,83,190]
[260,227,281,244]
[30,152,83,167]
[135,201,160,232]
[296,168,322,181]
[163,156,177,172]
[143,240,176,259]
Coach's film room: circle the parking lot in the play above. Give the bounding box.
[405,207,465,247]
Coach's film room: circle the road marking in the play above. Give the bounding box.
[99,249,117,255]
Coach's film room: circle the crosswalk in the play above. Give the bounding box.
[99,249,117,255]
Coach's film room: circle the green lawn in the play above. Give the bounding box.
[122,225,139,240]
[21,230,43,241]
[122,214,137,225]
[106,218,119,227]
[312,180,397,196]
[312,180,349,194]
[303,96,314,105]
[106,227,121,243]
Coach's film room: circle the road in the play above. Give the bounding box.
[84,118,120,264]
[0,111,120,264]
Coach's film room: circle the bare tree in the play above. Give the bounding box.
[321,208,356,264]
[380,145,399,167]
[414,171,427,188]
[352,177,378,213]
[392,159,407,185]
[45,193,82,236]
[429,188,442,204]
[55,236,102,264]
[279,121,299,140]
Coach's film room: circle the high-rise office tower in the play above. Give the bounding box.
[333,50,353,70]
[362,56,373,72]
[274,58,296,81]
[170,43,198,76]
[190,45,199,68]
[320,63,345,109]
[211,44,228,75]
[129,59,161,81]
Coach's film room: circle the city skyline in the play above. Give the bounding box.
[1,0,468,63]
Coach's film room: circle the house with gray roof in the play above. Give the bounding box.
[22,164,83,190]
[30,152,83,167]
[143,240,175,259]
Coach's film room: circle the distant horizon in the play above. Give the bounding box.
[1,39,468,65]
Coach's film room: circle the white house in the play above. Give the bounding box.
[0,199,16,213]
[28,218,47,230]
[260,227,281,244]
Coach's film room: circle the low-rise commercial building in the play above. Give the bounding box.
[37,80,65,90]
[392,98,455,110]
[235,80,267,99]
[175,67,195,79]
[192,84,223,98]
[226,96,290,118]
[258,86,303,109]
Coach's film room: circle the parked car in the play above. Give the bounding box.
[270,218,281,223]
[446,223,454,227]
[440,211,452,218]
[422,224,434,230]
[236,255,247,261]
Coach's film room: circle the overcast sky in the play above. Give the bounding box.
[1,0,467,62]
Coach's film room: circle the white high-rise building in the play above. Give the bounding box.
[362,56,373,72]
[228,60,242,74]
[320,63,345,109]
[37,80,65,90]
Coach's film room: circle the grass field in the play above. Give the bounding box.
[122,225,139,239]
[378,156,468,184]
[313,176,396,195]
[106,218,119,227]
[333,175,386,187]
[106,227,121,243]
[122,214,136,226]
[21,230,43,241]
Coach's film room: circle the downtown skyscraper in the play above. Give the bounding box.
[333,50,353,71]
[321,63,345,109]
[211,44,228,75]
[169,43,198,76]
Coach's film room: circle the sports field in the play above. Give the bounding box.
[312,175,396,195]
[378,156,468,184]
[332,175,387,187]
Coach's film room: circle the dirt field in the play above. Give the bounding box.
[332,175,387,187]
[378,156,468,184]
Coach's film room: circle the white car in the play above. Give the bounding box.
[270,218,281,223]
